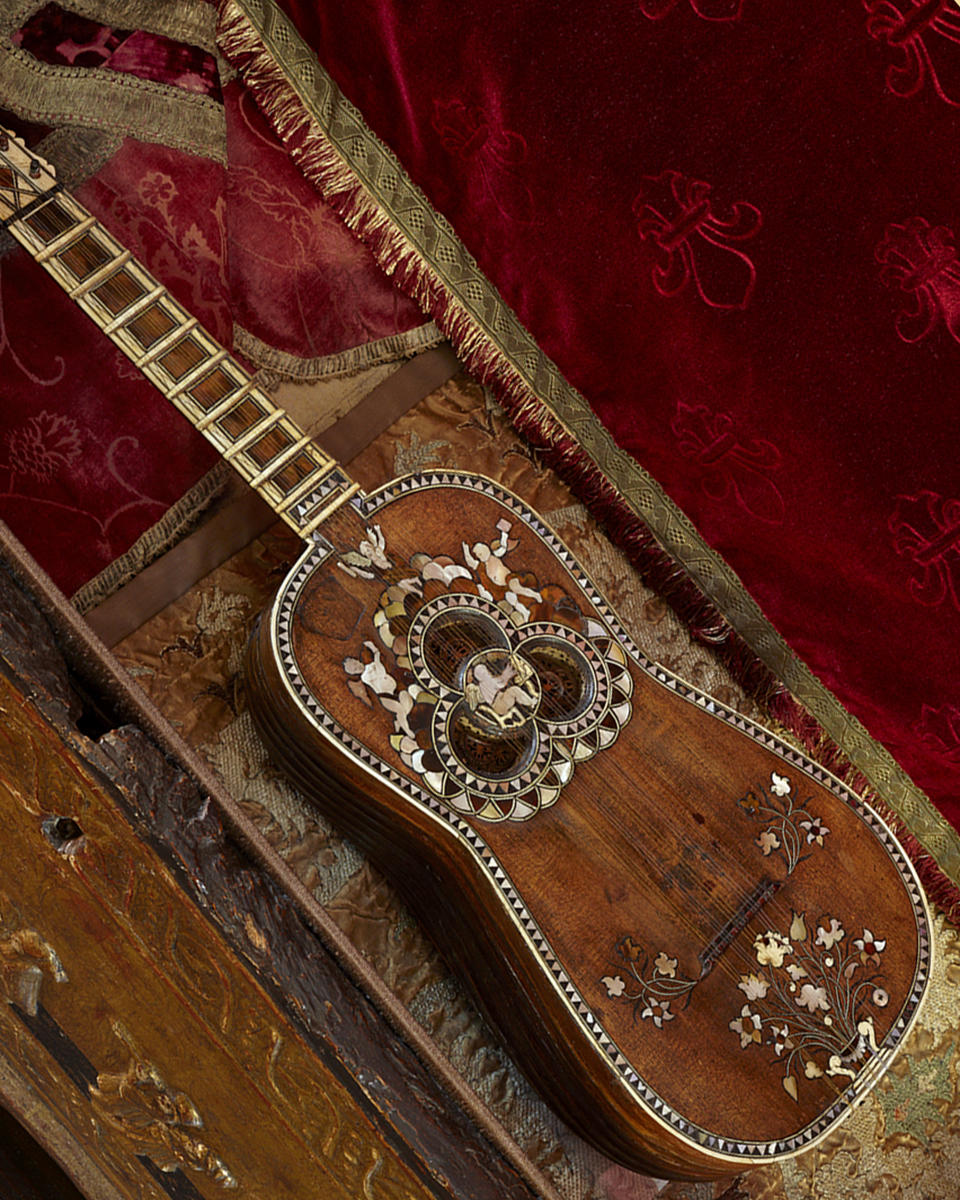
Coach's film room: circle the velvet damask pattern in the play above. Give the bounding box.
[0,1,429,597]
[223,1,960,850]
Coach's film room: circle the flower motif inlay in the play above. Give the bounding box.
[599,770,885,1087]
[738,772,829,873]
[733,912,891,1099]
[603,937,699,1027]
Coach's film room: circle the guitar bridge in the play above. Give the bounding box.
[698,876,783,978]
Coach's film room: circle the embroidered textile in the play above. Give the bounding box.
[0,1,431,596]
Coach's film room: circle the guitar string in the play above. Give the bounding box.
[340,517,835,943]
[497,725,880,1096]
[0,151,821,940]
[0,160,345,543]
[326,564,864,1113]
[320,512,813,991]
[565,778,882,1094]
[323,503,875,960]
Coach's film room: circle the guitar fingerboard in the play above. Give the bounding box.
[0,130,360,540]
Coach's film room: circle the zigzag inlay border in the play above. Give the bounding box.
[272,471,932,1162]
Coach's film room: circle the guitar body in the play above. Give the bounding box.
[245,471,931,1179]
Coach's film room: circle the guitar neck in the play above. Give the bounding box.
[0,127,360,541]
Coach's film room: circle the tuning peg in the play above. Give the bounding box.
[0,132,8,152]
[29,159,41,178]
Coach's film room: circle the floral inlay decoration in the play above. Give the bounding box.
[731,911,890,1101]
[339,519,633,822]
[602,938,699,1029]
[737,772,830,873]
[601,770,860,1076]
[603,907,891,1099]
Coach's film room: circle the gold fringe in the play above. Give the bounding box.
[215,0,558,428]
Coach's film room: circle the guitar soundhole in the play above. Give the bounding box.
[523,641,592,724]
[350,564,633,818]
[449,711,535,777]
[412,599,614,790]
[422,611,507,688]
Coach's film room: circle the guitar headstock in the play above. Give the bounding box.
[0,126,58,227]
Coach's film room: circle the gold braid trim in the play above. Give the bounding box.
[0,0,217,53]
[63,0,219,55]
[233,320,444,386]
[0,42,226,164]
[215,0,960,890]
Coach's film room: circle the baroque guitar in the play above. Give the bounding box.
[0,128,932,1180]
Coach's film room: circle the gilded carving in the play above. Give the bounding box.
[89,1023,237,1189]
[268,1037,427,1197]
[267,1031,344,1159]
[168,920,236,1036]
[0,900,67,1016]
[0,666,438,1199]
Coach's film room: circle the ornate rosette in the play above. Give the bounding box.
[337,513,634,823]
[406,594,633,821]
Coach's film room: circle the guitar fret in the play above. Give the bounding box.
[275,462,340,513]
[0,183,64,232]
[6,134,937,1176]
[194,381,258,431]
[297,482,363,537]
[0,124,360,546]
[248,432,314,488]
[34,213,97,262]
[103,284,166,334]
[136,316,199,368]
[70,250,132,299]
[222,410,285,460]
[167,348,229,399]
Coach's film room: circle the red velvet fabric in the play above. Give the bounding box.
[225,87,426,358]
[0,9,427,597]
[1,135,225,595]
[13,3,222,97]
[272,1,960,829]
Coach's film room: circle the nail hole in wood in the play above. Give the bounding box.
[42,816,84,853]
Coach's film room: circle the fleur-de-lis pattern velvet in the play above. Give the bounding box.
[260,0,960,838]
